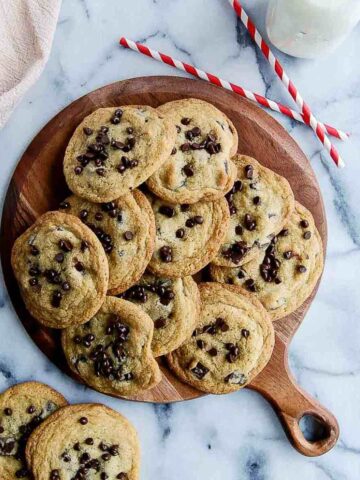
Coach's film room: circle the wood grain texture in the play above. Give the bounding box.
[0,76,338,456]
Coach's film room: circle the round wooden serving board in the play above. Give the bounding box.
[1,76,339,457]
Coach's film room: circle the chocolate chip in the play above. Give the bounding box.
[27,405,35,414]
[96,167,105,176]
[51,291,62,308]
[80,452,90,463]
[50,470,60,480]
[222,241,249,264]
[297,265,307,273]
[233,180,243,192]
[159,205,175,217]
[112,140,125,150]
[102,452,111,461]
[208,347,217,357]
[55,252,64,263]
[59,239,73,252]
[4,408,12,416]
[185,218,195,228]
[215,317,229,332]
[123,231,133,241]
[183,164,194,176]
[126,127,134,134]
[171,147,177,155]
[159,246,172,262]
[283,251,293,259]
[81,240,89,251]
[244,278,256,292]
[176,125,181,133]
[58,281,75,300]
[229,204,237,215]
[131,159,139,169]
[237,269,245,279]
[303,231,312,240]
[101,474,109,480]
[245,164,253,179]
[225,371,246,385]
[300,219,309,228]
[74,166,83,175]
[83,127,93,135]
[80,209,88,220]
[279,228,289,237]
[181,117,191,125]
[44,269,61,284]
[85,437,94,445]
[29,278,38,286]
[244,213,256,231]
[79,417,88,425]
[74,335,82,344]
[95,212,103,221]
[62,453,71,462]
[176,228,185,239]
[59,201,70,210]
[226,344,240,363]
[30,245,39,256]
[75,261,85,272]
[205,141,221,155]
[235,225,243,235]
[253,196,261,205]
[15,469,29,478]
[0,426,4,433]
[110,445,119,456]
[241,329,250,338]
[194,215,203,224]
[197,339,206,349]
[154,317,166,329]
[117,164,126,174]
[116,474,128,480]
[180,143,191,152]
[181,204,190,212]
[111,116,121,125]
[160,289,175,305]
[29,266,41,277]
[191,362,209,380]
[73,442,81,451]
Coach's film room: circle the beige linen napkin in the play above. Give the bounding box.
[0,0,61,128]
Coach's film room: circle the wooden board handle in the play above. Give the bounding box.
[250,336,339,456]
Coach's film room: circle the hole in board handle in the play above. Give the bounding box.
[298,414,331,443]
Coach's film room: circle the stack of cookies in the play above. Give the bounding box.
[0,382,139,480]
[11,99,324,399]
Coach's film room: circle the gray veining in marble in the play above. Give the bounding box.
[0,0,360,478]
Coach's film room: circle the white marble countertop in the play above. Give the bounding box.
[1,0,360,478]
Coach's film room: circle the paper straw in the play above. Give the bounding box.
[228,0,345,167]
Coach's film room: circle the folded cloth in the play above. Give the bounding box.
[0,0,61,128]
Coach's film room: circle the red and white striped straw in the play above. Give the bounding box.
[119,38,347,145]
[228,0,345,167]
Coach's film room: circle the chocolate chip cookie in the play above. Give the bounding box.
[147,193,230,277]
[11,211,109,329]
[147,98,238,204]
[0,381,67,480]
[212,155,295,267]
[62,296,161,396]
[59,190,155,295]
[26,403,140,480]
[167,282,274,394]
[64,106,177,203]
[121,272,200,357]
[210,202,324,320]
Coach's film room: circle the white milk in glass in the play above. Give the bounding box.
[266,0,360,58]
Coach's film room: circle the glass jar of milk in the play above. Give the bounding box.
[266,0,360,58]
